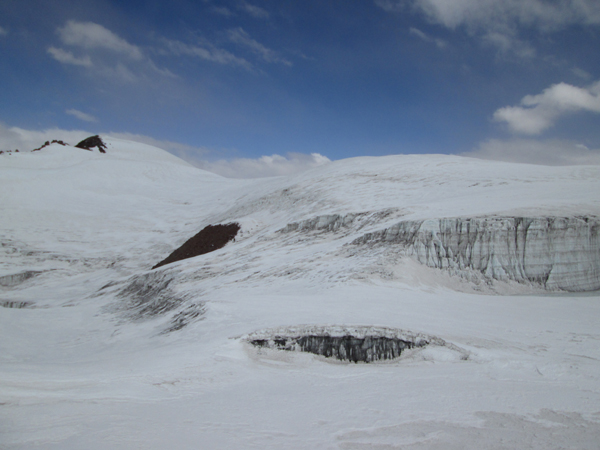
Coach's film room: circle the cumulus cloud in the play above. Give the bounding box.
[227,28,292,66]
[57,21,143,60]
[47,21,176,82]
[0,26,8,36]
[493,80,600,134]
[409,27,447,48]
[66,109,98,123]
[377,0,600,57]
[196,152,332,178]
[238,1,270,19]
[464,138,600,166]
[163,38,252,69]
[47,47,92,67]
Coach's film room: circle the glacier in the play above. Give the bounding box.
[1,137,600,450]
[352,216,600,291]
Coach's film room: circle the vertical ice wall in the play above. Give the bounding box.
[353,217,600,291]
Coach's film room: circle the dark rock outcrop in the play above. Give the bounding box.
[152,223,240,269]
[31,140,68,152]
[75,135,107,153]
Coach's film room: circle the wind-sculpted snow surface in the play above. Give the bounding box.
[0,300,34,309]
[3,140,600,449]
[107,270,206,332]
[353,216,600,291]
[280,213,363,233]
[114,271,181,320]
[0,271,40,287]
[278,209,404,235]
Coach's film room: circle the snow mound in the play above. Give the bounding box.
[2,150,600,449]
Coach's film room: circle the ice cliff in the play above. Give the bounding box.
[352,216,600,292]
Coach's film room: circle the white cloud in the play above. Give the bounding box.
[0,26,8,36]
[493,80,600,134]
[100,62,139,83]
[378,0,600,57]
[407,0,600,30]
[49,22,174,82]
[211,6,233,17]
[196,152,332,178]
[66,109,98,123]
[238,2,270,19]
[227,28,292,66]
[163,38,252,69]
[47,47,93,67]
[572,67,591,80]
[409,27,447,48]
[482,30,536,58]
[464,138,600,165]
[57,21,143,60]
[375,0,404,13]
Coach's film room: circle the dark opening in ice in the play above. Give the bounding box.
[246,326,440,363]
[250,335,420,363]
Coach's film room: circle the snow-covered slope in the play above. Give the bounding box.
[1,138,599,449]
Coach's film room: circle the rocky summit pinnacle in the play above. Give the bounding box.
[75,135,107,153]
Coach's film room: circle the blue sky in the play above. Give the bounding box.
[1,0,600,176]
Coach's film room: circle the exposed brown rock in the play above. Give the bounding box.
[32,140,68,152]
[152,223,240,269]
[75,135,107,153]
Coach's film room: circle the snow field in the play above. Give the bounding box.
[1,137,599,449]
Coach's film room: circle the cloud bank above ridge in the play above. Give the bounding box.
[0,123,331,178]
[464,138,600,166]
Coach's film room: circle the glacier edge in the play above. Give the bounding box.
[352,216,600,292]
